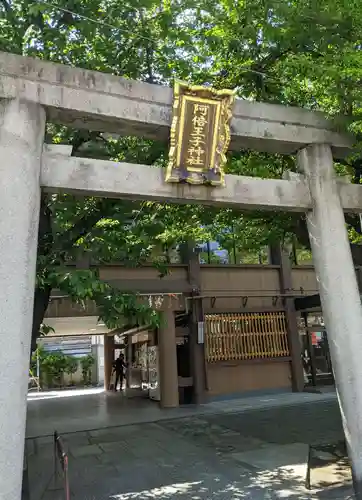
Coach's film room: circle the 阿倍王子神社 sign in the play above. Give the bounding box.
[166,81,235,186]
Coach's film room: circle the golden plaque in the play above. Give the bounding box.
[165,81,236,186]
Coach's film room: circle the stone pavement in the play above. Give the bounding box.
[26,387,338,438]
[26,396,354,499]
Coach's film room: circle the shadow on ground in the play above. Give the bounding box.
[27,413,353,499]
[26,395,354,499]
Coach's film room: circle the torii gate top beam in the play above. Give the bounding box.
[0,51,353,158]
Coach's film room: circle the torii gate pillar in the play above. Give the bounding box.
[0,99,45,500]
[298,143,362,495]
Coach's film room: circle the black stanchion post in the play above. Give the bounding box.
[54,430,70,499]
[54,431,58,489]
[64,455,70,500]
[21,454,29,500]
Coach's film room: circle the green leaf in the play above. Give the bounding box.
[2,0,362,341]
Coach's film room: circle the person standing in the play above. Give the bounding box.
[112,353,127,392]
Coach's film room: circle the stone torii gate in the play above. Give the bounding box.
[1,51,362,498]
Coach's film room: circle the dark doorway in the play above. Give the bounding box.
[300,311,334,387]
[177,336,193,404]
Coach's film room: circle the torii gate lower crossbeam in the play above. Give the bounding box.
[2,97,362,498]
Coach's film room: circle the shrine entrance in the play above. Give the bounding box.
[300,311,334,388]
[103,308,193,406]
[2,50,362,498]
[295,295,334,388]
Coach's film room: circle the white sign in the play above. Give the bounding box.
[197,321,204,344]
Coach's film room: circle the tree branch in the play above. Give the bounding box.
[31,193,54,351]
[31,285,52,352]
[32,196,119,349]
[0,0,11,13]
[55,199,119,255]
[70,130,102,156]
[251,48,293,73]
[139,9,156,84]
[38,193,53,256]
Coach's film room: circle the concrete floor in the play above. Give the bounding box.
[26,387,338,438]
[25,388,354,499]
[27,388,162,438]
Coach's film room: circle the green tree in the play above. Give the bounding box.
[80,354,95,385]
[64,356,78,386]
[2,0,362,351]
[41,350,68,388]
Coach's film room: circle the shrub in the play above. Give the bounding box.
[65,356,78,385]
[80,354,95,385]
[41,351,68,388]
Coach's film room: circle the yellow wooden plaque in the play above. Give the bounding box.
[166,81,236,186]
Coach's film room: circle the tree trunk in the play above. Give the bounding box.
[30,193,53,354]
[31,285,51,353]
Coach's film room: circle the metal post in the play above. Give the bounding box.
[21,456,29,500]
[298,143,362,497]
[54,431,70,500]
[36,348,40,391]
[64,455,70,500]
[53,432,58,489]
[0,99,45,500]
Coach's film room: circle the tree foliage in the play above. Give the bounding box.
[1,0,362,345]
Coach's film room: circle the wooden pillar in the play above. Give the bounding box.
[183,242,207,404]
[104,334,114,391]
[270,243,304,392]
[159,309,179,408]
[75,251,91,269]
[126,335,132,389]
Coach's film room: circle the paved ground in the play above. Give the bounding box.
[26,387,338,438]
[26,391,354,499]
